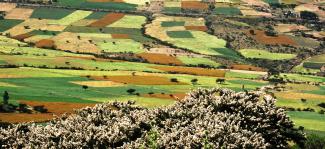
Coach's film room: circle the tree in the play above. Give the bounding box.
[216,78,225,84]
[300,11,319,21]
[127,89,136,95]
[191,78,198,85]
[301,98,307,103]
[82,85,88,90]
[3,91,9,105]
[170,78,178,83]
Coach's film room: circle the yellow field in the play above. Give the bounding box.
[70,81,125,87]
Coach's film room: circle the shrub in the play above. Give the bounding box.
[318,103,325,108]
[127,89,136,94]
[303,134,325,149]
[0,88,305,148]
[170,78,178,83]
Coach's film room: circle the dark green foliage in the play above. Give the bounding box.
[170,78,178,83]
[318,103,325,108]
[304,134,325,149]
[166,31,194,38]
[300,11,319,21]
[303,62,325,69]
[161,21,185,27]
[30,8,74,19]
[3,91,9,105]
[127,89,136,94]
[0,19,24,32]
[214,7,242,16]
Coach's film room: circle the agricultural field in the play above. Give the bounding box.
[0,1,325,147]
[239,49,296,60]
[145,15,242,60]
[293,54,325,74]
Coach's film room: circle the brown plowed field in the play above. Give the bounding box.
[152,66,226,77]
[246,30,297,46]
[185,26,208,31]
[35,39,55,49]
[137,53,184,65]
[12,33,33,41]
[0,101,96,123]
[89,13,125,27]
[111,34,130,39]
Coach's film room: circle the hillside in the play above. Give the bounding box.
[0,0,324,148]
[0,88,305,148]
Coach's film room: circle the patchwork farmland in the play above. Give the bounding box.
[0,0,324,148]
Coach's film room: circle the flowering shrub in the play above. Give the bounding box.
[0,88,305,148]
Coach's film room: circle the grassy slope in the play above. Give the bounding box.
[240,49,296,60]
[288,111,325,132]
[177,56,221,67]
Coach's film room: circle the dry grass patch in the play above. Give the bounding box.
[0,74,24,78]
[181,1,209,10]
[275,92,325,100]
[137,53,184,65]
[89,13,125,27]
[71,81,125,87]
[274,24,310,33]
[152,66,226,77]
[0,3,16,12]
[52,32,100,53]
[0,82,19,87]
[4,8,33,20]
[90,75,188,85]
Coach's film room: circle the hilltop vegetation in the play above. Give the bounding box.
[0,88,305,148]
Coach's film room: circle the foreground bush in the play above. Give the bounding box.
[0,88,305,148]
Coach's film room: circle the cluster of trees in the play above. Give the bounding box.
[0,88,306,148]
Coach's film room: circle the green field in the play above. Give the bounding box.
[0,19,24,32]
[161,21,185,27]
[214,7,242,16]
[240,49,296,60]
[30,8,74,19]
[177,56,221,67]
[288,111,325,132]
[48,10,92,26]
[167,31,194,38]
